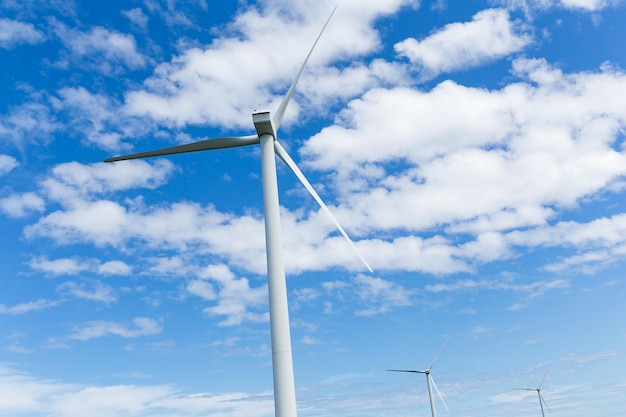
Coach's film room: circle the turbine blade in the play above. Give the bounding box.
[428,337,449,370]
[274,140,373,272]
[386,369,420,373]
[540,393,551,412]
[104,135,259,162]
[538,370,550,389]
[514,388,536,391]
[272,6,336,131]
[430,375,448,411]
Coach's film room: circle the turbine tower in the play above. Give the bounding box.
[104,8,372,417]
[387,338,449,417]
[514,370,551,417]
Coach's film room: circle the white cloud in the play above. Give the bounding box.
[123,1,415,128]
[424,277,570,310]
[352,274,412,316]
[141,0,207,28]
[187,279,217,300]
[0,365,275,417]
[556,0,617,10]
[394,9,531,77]
[0,299,60,315]
[322,274,414,317]
[498,0,623,12]
[302,59,626,245]
[148,256,191,276]
[52,22,147,74]
[6,5,626,283]
[122,7,149,29]
[302,335,323,345]
[200,265,268,326]
[28,255,134,278]
[0,98,61,146]
[505,213,626,272]
[40,160,175,206]
[0,192,45,217]
[57,87,156,151]
[28,256,92,275]
[69,317,163,340]
[0,154,18,175]
[561,0,606,8]
[25,197,269,269]
[0,18,45,49]
[560,350,620,364]
[57,280,118,303]
[22,58,626,276]
[98,260,132,275]
[3,344,31,354]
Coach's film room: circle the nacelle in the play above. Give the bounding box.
[253,110,276,138]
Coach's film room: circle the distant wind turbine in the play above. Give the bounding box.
[104,7,372,417]
[387,338,449,417]
[514,370,551,417]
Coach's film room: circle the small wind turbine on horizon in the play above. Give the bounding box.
[514,370,552,417]
[387,338,450,417]
[104,7,372,417]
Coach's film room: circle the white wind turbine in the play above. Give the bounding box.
[514,370,551,417]
[387,338,449,417]
[104,8,372,417]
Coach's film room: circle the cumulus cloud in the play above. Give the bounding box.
[192,264,268,326]
[0,155,18,175]
[28,256,92,276]
[0,18,45,48]
[39,160,175,207]
[98,260,132,275]
[302,58,626,238]
[56,87,157,151]
[123,0,415,128]
[52,22,147,74]
[17,56,626,277]
[394,9,531,77]
[0,192,45,217]
[0,98,61,147]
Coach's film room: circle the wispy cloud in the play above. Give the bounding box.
[0,364,276,417]
[0,299,61,315]
[69,317,163,340]
[560,350,622,365]
[353,274,413,316]
[57,280,118,304]
[425,277,570,310]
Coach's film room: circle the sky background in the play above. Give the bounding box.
[1,0,626,416]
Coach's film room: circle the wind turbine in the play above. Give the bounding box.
[514,370,551,417]
[387,338,449,417]
[104,8,372,417]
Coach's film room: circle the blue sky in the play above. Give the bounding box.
[1,0,625,416]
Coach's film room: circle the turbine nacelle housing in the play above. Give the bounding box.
[253,110,276,139]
